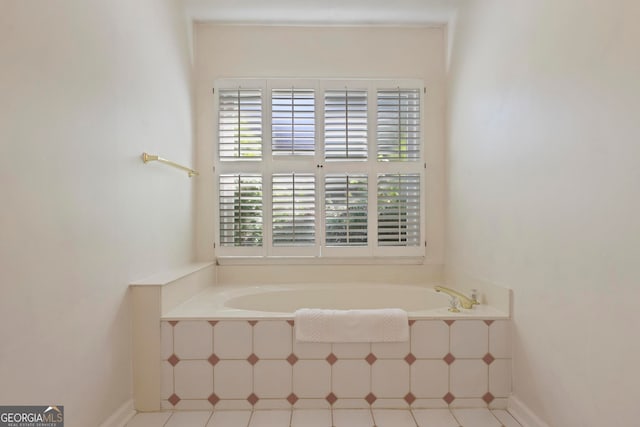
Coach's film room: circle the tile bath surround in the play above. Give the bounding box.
[159,319,511,411]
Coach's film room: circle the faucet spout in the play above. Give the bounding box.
[434,286,479,309]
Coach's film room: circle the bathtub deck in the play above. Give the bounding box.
[163,284,509,320]
[126,408,523,427]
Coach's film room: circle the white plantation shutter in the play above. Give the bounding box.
[219,174,263,247]
[325,174,368,246]
[377,89,421,161]
[218,89,262,160]
[272,173,316,246]
[215,79,425,258]
[324,90,368,160]
[272,89,315,155]
[377,174,421,246]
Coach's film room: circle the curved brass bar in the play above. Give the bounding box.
[141,152,199,177]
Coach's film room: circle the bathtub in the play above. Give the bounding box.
[164,283,508,320]
[159,283,512,411]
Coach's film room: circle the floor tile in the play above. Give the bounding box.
[127,408,524,427]
[248,410,291,427]
[290,409,331,427]
[165,411,212,427]
[126,412,171,427]
[491,410,522,427]
[412,409,460,427]
[206,410,252,427]
[372,409,417,427]
[451,408,501,427]
[332,409,374,427]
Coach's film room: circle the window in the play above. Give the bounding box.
[214,79,425,258]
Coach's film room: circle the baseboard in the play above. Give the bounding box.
[98,399,136,427]
[508,395,551,427]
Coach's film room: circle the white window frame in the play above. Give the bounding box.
[213,78,426,260]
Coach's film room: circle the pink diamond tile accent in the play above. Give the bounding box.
[208,354,220,366]
[287,393,299,405]
[248,320,258,326]
[484,320,494,326]
[483,353,495,365]
[365,353,377,365]
[444,320,455,326]
[365,393,377,405]
[287,320,295,326]
[208,320,218,327]
[168,354,180,367]
[168,321,179,327]
[409,319,416,326]
[326,353,338,365]
[443,392,455,405]
[287,353,299,365]
[247,393,259,405]
[483,392,495,404]
[168,393,180,406]
[326,393,338,405]
[208,393,220,406]
[404,392,416,405]
[443,353,456,365]
[404,353,417,365]
[247,353,259,365]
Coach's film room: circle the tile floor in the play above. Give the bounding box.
[126,408,522,427]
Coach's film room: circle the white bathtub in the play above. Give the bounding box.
[164,283,509,320]
[159,283,512,409]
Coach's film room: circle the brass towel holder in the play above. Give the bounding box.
[141,152,198,177]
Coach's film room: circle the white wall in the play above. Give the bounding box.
[195,24,446,283]
[447,1,640,425]
[0,1,194,425]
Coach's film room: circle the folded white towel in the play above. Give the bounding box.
[294,308,409,343]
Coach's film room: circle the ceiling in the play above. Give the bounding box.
[184,0,459,24]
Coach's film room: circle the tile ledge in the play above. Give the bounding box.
[130,262,214,287]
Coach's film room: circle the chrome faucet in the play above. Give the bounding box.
[434,286,480,309]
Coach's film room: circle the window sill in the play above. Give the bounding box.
[215,256,427,266]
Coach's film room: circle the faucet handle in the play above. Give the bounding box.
[448,296,460,313]
[470,289,480,305]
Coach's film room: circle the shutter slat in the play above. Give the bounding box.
[377,89,421,161]
[272,89,316,156]
[219,174,263,247]
[377,174,420,247]
[325,174,368,247]
[219,89,263,160]
[324,90,368,160]
[272,173,316,246]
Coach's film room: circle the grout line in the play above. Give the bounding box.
[211,322,215,405]
[204,411,214,427]
[408,322,413,399]
[506,408,524,427]
[171,323,176,401]
[250,320,255,403]
[369,406,376,427]
[447,321,452,409]
[487,407,504,426]
[486,321,491,409]
[330,342,334,405]
[408,407,419,427]
[448,407,462,427]
[161,411,171,427]
[289,321,294,408]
